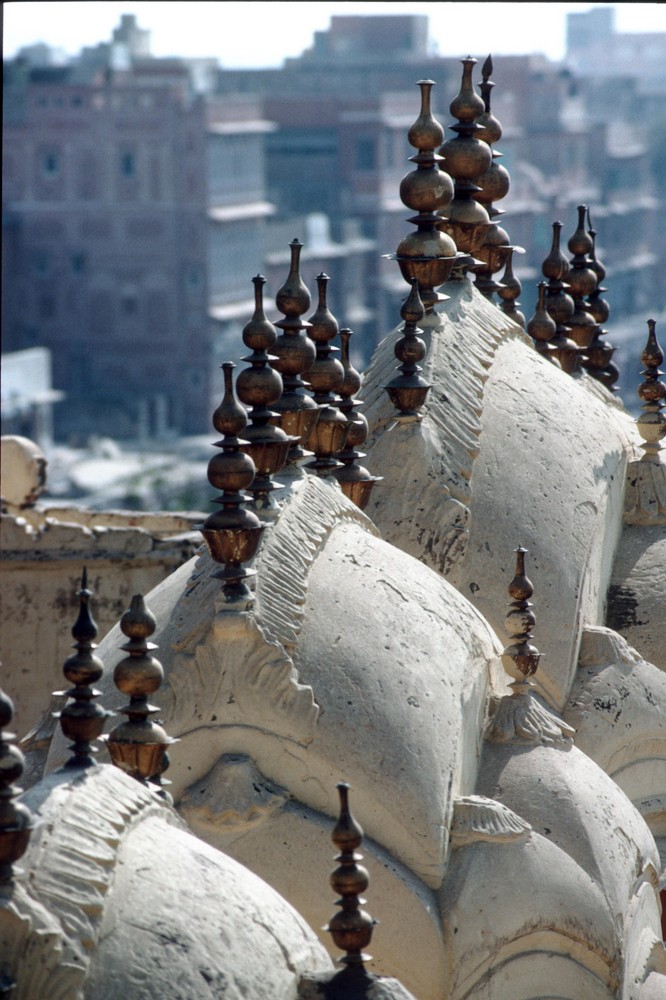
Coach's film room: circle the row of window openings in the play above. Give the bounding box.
[33,255,201,288]
[43,152,136,177]
[35,93,158,111]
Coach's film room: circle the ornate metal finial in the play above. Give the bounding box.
[471,55,518,301]
[566,205,598,372]
[236,275,291,512]
[302,273,350,476]
[270,239,319,466]
[636,319,666,462]
[497,247,525,328]
[0,688,33,885]
[200,362,265,603]
[527,281,558,362]
[106,595,176,792]
[584,213,619,390]
[54,569,112,769]
[541,220,578,373]
[390,80,458,313]
[325,783,376,970]
[384,278,431,419]
[438,57,492,257]
[486,548,575,745]
[333,328,382,509]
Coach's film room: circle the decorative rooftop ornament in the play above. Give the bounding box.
[636,319,666,463]
[471,55,516,301]
[497,247,525,328]
[200,362,265,603]
[541,221,578,374]
[0,687,33,885]
[236,275,292,512]
[383,278,431,419]
[566,205,598,372]
[325,783,376,972]
[486,548,574,745]
[302,273,350,476]
[270,239,318,466]
[106,594,176,792]
[54,569,112,769]
[333,328,381,510]
[438,57,492,257]
[527,281,558,363]
[584,215,619,391]
[389,79,457,314]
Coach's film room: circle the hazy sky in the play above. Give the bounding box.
[4,2,666,67]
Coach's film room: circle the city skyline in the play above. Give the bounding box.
[4,2,666,67]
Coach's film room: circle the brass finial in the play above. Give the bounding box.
[541,221,578,373]
[636,319,666,463]
[270,239,319,466]
[54,569,112,769]
[471,55,516,301]
[438,57,492,256]
[566,205,598,372]
[106,595,176,792]
[584,214,619,390]
[497,247,525,328]
[302,273,350,476]
[200,362,265,603]
[501,547,540,682]
[0,687,33,885]
[236,275,291,512]
[527,281,558,363]
[325,783,376,970]
[384,278,431,418]
[390,80,457,313]
[333,328,382,510]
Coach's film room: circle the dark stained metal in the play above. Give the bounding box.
[438,57,492,256]
[541,221,578,373]
[527,281,558,363]
[501,546,541,681]
[302,273,350,476]
[54,569,112,769]
[566,204,598,371]
[497,247,526,328]
[106,594,176,793]
[0,688,33,886]
[200,362,265,603]
[584,214,619,391]
[333,328,382,510]
[236,274,292,511]
[325,783,376,970]
[269,239,319,466]
[636,319,666,463]
[384,278,431,418]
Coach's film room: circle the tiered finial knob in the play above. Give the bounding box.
[302,273,350,476]
[391,80,457,312]
[325,783,376,969]
[471,55,517,302]
[541,220,578,373]
[527,281,557,361]
[384,278,431,418]
[55,569,112,769]
[497,247,525,328]
[584,214,619,390]
[236,275,292,511]
[566,205,598,372]
[501,547,541,682]
[106,595,175,791]
[200,362,265,603]
[636,319,666,462]
[438,57,492,256]
[270,239,319,466]
[333,328,382,510]
[0,688,33,885]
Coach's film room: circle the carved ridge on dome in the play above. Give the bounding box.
[0,883,74,1000]
[19,767,178,991]
[363,282,527,506]
[485,683,575,746]
[451,794,532,846]
[253,475,379,652]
